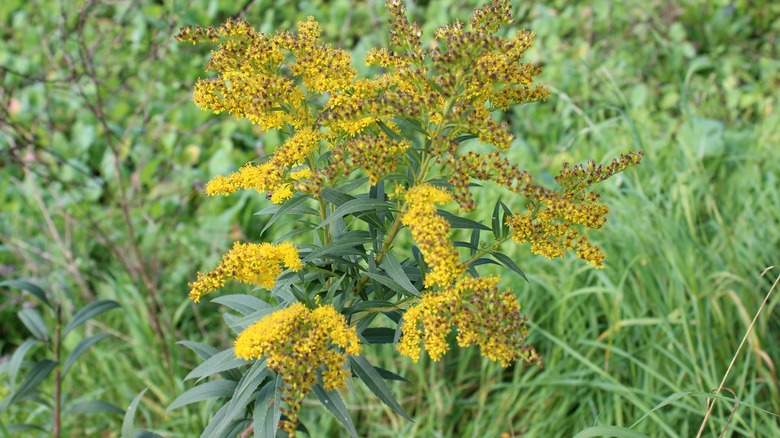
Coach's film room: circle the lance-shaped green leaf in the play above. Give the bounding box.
[177,341,218,361]
[121,388,147,438]
[67,400,125,415]
[437,209,491,230]
[0,280,52,309]
[202,360,269,437]
[185,348,250,382]
[17,309,49,341]
[572,426,650,438]
[63,300,120,337]
[359,327,396,344]
[6,359,57,406]
[490,252,528,282]
[350,355,412,421]
[211,294,271,316]
[380,254,419,297]
[167,380,238,412]
[317,198,391,230]
[8,339,40,385]
[312,383,358,438]
[259,194,314,234]
[63,333,111,377]
[253,379,280,438]
[302,231,374,262]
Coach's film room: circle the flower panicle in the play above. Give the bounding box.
[188,241,302,302]
[234,303,360,435]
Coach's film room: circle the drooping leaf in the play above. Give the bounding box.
[360,327,395,344]
[17,309,49,341]
[202,360,269,437]
[0,280,52,309]
[380,254,419,297]
[7,360,57,405]
[63,300,120,338]
[350,356,412,421]
[253,380,279,438]
[490,252,528,282]
[185,348,249,382]
[211,294,271,316]
[63,333,111,377]
[437,209,491,230]
[68,400,125,416]
[8,339,40,385]
[167,380,238,412]
[177,341,218,361]
[312,384,358,438]
[121,388,148,438]
[572,426,650,438]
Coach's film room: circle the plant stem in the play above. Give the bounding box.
[53,303,62,438]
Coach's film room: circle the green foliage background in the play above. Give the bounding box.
[1,0,778,436]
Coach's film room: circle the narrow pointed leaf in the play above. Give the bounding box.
[572,426,649,438]
[253,381,278,438]
[350,356,412,421]
[8,360,57,405]
[63,333,111,377]
[0,280,52,309]
[203,360,269,437]
[68,400,125,415]
[491,252,528,282]
[8,339,40,384]
[121,388,148,438]
[211,294,271,316]
[380,254,419,297]
[312,384,358,438]
[18,309,49,341]
[185,348,249,382]
[167,380,238,412]
[63,300,120,337]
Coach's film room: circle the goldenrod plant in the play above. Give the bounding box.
[174,0,642,435]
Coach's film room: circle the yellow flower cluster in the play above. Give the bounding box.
[204,127,320,202]
[286,18,356,93]
[188,241,302,302]
[401,184,465,288]
[234,303,360,435]
[398,275,540,367]
[507,152,644,268]
[325,133,411,185]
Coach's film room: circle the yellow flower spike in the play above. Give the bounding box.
[188,241,302,302]
[401,184,465,288]
[235,303,360,434]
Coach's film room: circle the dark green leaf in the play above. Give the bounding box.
[211,294,271,316]
[63,333,111,377]
[491,252,528,281]
[7,360,57,405]
[253,380,279,438]
[0,280,52,309]
[319,187,355,207]
[437,209,491,230]
[380,254,419,297]
[18,308,49,341]
[376,120,404,142]
[469,229,480,256]
[317,199,391,230]
[203,360,269,437]
[491,197,502,239]
[121,388,147,438]
[350,356,412,421]
[312,384,358,438]
[260,194,313,235]
[68,400,125,416]
[167,380,238,412]
[374,366,409,383]
[302,231,374,263]
[185,348,250,382]
[63,300,120,337]
[360,327,395,344]
[572,426,650,438]
[177,341,217,361]
[8,339,40,385]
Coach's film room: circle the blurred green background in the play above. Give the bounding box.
[1,0,779,436]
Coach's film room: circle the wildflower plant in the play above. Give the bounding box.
[173,0,643,435]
